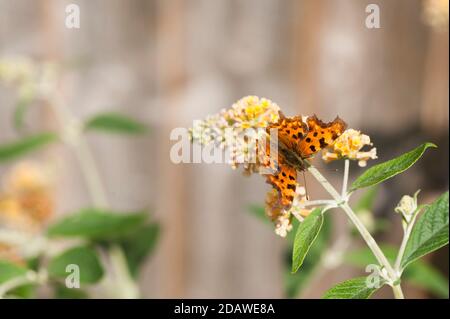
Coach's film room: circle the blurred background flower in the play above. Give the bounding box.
[0,161,54,265]
[423,0,449,30]
[0,161,54,230]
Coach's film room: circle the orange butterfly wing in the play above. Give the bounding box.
[262,115,306,208]
[296,115,347,157]
[265,158,298,207]
[266,113,308,150]
[261,114,347,209]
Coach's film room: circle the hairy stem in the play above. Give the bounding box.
[307,165,404,299]
[301,199,336,207]
[341,159,349,198]
[50,92,139,298]
[51,93,108,207]
[392,284,405,299]
[395,232,409,273]
[394,210,419,273]
[107,245,140,298]
[72,137,108,208]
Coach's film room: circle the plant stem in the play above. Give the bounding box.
[307,165,405,298]
[108,245,140,298]
[51,93,108,207]
[395,225,412,273]
[394,208,420,274]
[301,199,336,207]
[340,202,396,277]
[392,284,405,299]
[50,92,139,298]
[72,137,108,208]
[0,269,47,299]
[341,159,349,198]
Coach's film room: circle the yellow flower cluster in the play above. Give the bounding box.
[322,129,377,167]
[0,162,54,264]
[0,161,54,232]
[265,186,311,237]
[190,96,281,171]
[0,56,59,102]
[190,95,280,142]
[224,95,281,129]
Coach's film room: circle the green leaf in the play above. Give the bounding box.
[0,260,28,284]
[47,208,148,240]
[292,208,324,273]
[0,132,58,163]
[401,191,449,269]
[84,112,147,134]
[345,245,449,298]
[247,204,271,224]
[286,217,300,245]
[285,216,332,298]
[0,260,35,298]
[350,143,437,191]
[48,246,104,284]
[323,277,382,299]
[120,223,160,276]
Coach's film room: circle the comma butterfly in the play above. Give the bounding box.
[260,113,347,208]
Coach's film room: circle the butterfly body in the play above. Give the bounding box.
[278,139,308,171]
[261,113,347,209]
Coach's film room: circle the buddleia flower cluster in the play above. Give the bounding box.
[190,96,377,237]
[190,96,281,173]
[0,56,59,104]
[321,129,377,167]
[265,186,311,237]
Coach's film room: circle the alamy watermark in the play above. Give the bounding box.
[365,4,381,29]
[65,4,80,29]
[65,264,80,289]
[170,125,279,175]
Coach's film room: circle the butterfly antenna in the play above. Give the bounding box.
[302,171,310,201]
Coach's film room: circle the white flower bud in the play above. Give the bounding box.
[395,191,420,223]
